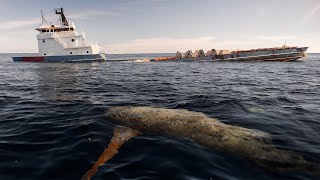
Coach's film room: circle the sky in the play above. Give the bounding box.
[0,0,319,53]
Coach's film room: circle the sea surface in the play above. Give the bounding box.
[0,53,320,180]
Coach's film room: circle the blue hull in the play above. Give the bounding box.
[12,53,106,62]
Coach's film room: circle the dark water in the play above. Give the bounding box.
[1,53,320,180]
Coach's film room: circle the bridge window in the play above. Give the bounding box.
[71,39,75,42]
[44,53,46,56]
[43,40,45,43]
[70,52,72,54]
[87,51,89,53]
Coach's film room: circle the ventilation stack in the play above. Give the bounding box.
[206,49,217,56]
[193,49,205,57]
[176,51,183,59]
[184,50,193,58]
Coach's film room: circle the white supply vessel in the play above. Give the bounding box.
[13,8,106,62]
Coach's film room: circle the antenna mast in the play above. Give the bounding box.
[41,10,48,25]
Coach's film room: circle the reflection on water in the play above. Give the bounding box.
[36,63,103,102]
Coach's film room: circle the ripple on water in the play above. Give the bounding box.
[0,54,320,179]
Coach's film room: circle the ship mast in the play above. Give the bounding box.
[55,8,69,26]
[41,10,48,25]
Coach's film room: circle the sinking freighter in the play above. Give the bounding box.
[151,46,308,62]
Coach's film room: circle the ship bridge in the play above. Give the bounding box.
[36,22,76,34]
[36,8,77,33]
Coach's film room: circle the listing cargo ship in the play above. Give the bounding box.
[151,46,308,62]
[13,8,106,62]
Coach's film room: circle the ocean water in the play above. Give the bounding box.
[0,53,320,180]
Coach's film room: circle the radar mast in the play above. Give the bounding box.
[55,8,68,26]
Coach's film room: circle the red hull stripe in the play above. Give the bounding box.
[22,57,44,62]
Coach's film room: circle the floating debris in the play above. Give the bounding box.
[128,59,150,63]
[247,107,265,113]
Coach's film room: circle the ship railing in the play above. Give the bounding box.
[52,33,67,48]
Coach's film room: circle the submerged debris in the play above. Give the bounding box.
[83,106,320,179]
[105,106,320,175]
[82,126,139,180]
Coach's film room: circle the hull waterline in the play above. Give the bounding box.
[12,53,106,63]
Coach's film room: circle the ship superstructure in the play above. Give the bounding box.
[13,8,106,62]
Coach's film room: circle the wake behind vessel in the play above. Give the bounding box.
[13,8,106,62]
